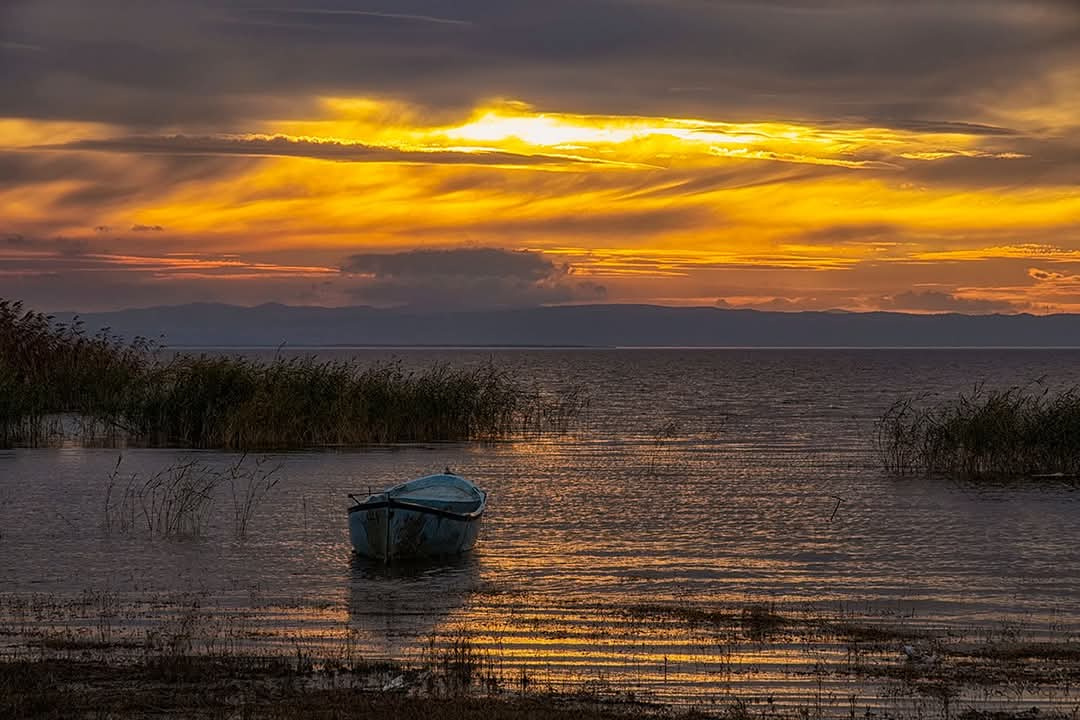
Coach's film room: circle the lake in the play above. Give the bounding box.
[3,348,1080,714]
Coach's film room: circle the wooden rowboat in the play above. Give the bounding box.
[348,473,486,562]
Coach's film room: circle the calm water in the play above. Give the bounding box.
[3,349,1080,713]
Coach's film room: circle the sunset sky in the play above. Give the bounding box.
[2,1,1078,313]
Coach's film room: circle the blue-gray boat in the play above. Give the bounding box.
[348,473,487,562]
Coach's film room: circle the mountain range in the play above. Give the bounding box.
[50,303,1080,347]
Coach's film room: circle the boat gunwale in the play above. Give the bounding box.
[347,495,486,522]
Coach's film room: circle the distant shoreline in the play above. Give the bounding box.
[168,344,1080,350]
[37,301,1080,349]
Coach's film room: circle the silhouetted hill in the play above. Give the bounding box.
[52,303,1080,347]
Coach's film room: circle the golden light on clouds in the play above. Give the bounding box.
[3,95,1079,312]
[271,98,1030,172]
[0,118,116,148]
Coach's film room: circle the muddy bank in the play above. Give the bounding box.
[4,595,1080,719]
[2,656,677,720]
[4,655,1076,720]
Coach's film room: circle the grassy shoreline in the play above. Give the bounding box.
[1,657,684,720]
[0,300,587,449]
[4,591,1080,720]
[5,632,1079,720]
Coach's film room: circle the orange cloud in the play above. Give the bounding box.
[2,96,1079,311]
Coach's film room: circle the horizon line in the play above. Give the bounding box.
[42,301,1074,319]
[166,344,1080,351]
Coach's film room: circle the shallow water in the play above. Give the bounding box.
[3,349,1080,713]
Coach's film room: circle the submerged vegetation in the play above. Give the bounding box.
[0,300,587,448]
[876,381,1080,479]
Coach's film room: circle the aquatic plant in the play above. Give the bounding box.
[103,455,282,538]
[876,381,1080,479]
[104,457,222,537]
[0,298,588,448]
[227,454,282,539]
[0,300,154,445]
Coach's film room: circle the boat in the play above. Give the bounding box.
[347,472,487,562]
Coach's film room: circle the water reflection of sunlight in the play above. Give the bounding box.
[346,553,481,656]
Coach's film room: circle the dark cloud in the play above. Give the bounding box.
[881,119,1021,136]
[250,8,473,27]
[1028,267,1080,283]
[0,244,607,311]
[2,1,1077,130]
[3,233,31,247]
[343,247,555,280]
[898,138,1080,187]
[0,269,336,313]
[716,295,841,311]
[0,149,255,230]
[0,152,107,190]
[798,223,902,246]
[131,224,164,232]
[44,134,631,168]
[0,243,345,312]
[879,290,1023,314]
[346,276,607,309]
[3,233,90,255]
[754,297,807,311]
[1030,268,1063,281]
[342,247,606,309]
[0,40,44,52]
[634,166,837,201]
[409,206,715,240]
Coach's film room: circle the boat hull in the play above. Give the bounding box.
[348,502,483,561]
[347,474,486,562]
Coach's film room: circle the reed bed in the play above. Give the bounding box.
[876,381,1080,479]
[0,300,151,446]
[0,299,587,448]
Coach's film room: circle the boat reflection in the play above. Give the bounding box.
[346,553,481,658]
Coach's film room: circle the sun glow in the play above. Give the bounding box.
[3,95,1079,311]
[269,99,1021,173]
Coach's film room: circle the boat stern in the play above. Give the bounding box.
[348,499,389,561]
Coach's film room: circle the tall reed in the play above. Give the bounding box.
[103,455,281,538]
[103,457,220,537]
[0,300,154,445]
[876,381,1080,479]
[0,299,587,448]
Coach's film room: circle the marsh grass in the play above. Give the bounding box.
[421,632,503,696]
[876,381,1080,479]
[228,454,283,539]
[0,657,710,720]
[0,299,587,449]
[646,420,682,477]
[0,300,152,446]
[103,455,282,538]
[3,593,1080,719]
[104,457,217,537]
[518,384,592,436]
